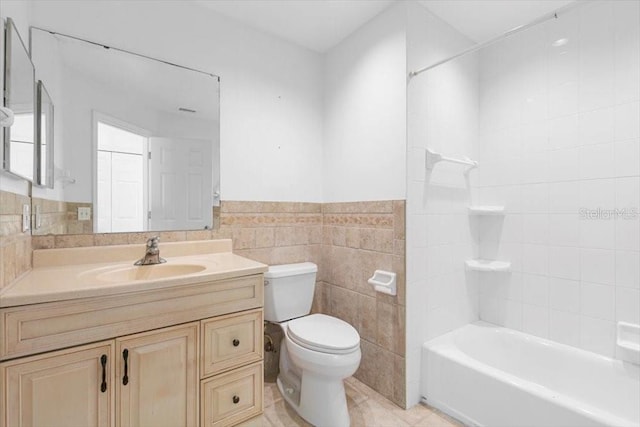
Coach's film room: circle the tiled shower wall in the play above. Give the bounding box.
[476,1,640,358]
[19,199,406,406]
[0,190,32,290]
[320,201,406,407]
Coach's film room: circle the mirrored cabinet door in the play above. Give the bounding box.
[2,17,36,182]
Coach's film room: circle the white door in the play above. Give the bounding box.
[148,137,212,231]
[111,152,144,232]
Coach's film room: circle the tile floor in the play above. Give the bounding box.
[246,377,463,427]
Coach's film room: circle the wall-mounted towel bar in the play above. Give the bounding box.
[425,148,478,171]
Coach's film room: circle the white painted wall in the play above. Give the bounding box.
[0,1,32,196]
[323,2,407,202]
[28,0,324,202]
[405,2,478,407]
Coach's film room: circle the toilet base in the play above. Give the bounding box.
[277,372,350,427]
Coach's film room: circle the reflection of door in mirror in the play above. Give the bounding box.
[95,118,148,233]
[149,137,213,231]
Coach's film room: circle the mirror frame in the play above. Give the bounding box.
[2,17,36,182]
[35,79,54,188]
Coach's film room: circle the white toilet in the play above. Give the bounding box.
[264,262,361,427]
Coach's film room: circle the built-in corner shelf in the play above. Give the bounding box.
[468,206,505,215]
[465,259,511,273]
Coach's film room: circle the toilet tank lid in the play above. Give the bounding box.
[265,262,317,279]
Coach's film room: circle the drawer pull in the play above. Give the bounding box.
[122,349,129,386]
[233,395,240,404]
[100,354,107,393]
[232,339,240,347]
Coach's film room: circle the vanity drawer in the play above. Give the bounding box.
[201,362,263,427]
[201,309,263,377]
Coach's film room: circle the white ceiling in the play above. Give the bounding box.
[421,0,575,42]
[195,0,394,53]
[194,0,575,52]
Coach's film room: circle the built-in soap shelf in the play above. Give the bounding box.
[468,205,505,215]
[465,259,511,273]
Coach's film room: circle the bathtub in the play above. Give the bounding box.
[421,322,640,427]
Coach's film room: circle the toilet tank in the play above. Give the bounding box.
[263,262,317,322]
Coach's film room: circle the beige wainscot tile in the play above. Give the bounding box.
[158,231,187,242]
[360,228,394,253]
[255,228,275,248]
[393,200,406,240]
[185,229,213,241]
[32,235,55,250]
[357,293,377,343]
[94,233,130,246]
[54,234,95,248]
[232,228,257,250]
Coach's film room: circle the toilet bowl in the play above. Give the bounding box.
[264,263,361,427]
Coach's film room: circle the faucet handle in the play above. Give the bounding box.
[147,236,160,246]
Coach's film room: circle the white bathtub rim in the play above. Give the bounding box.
[422,322,639,427]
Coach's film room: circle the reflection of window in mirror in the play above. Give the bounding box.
[95,117,148,233]
[9,111,35,180]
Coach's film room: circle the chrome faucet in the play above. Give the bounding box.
[134,236,166,266]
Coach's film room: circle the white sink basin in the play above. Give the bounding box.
[85,263,207,283]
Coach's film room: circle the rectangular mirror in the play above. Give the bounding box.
[36,80,54,188]
[3,18,36,182]
[30,28,220,235]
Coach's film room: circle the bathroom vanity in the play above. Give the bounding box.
[0,239,266,427]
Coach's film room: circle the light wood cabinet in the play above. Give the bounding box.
[1,341,114,427]
[0,273,265,427]
[116,323,199,427]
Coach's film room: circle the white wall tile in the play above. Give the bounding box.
[548,246,580,280]
[614,140,640,177]
[549,214,580,246]
[579,107,614,145]
[523,214,549,244]
[549,278,581,313]
[579,216,615,249]
[579,143,615,180]
[522,274,549,307]
[580,281,615,320]
[523,244,549,275]
[522,304,549,338]
[614,101,640,141]
[616,287,640,324]
[580,248,615,285]
[550,310,581,347]
[549,114,579,149]
[615,250,640,289]
[548,182,580,213]
[615,217,640,251]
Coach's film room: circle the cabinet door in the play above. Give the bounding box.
[1,342,114,427]
[116,322,198,427]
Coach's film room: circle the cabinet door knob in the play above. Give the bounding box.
[232,339,240,347]
[233,395,240,404]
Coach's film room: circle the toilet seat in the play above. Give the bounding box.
[286,314,360,355]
